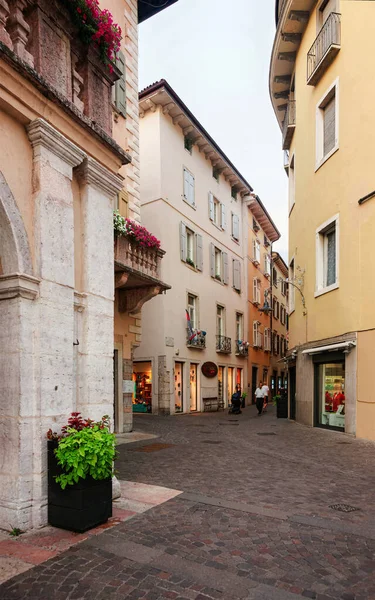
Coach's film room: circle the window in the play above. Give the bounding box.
[264,328,271,352]
[231,213,240,242]
[280,279,286,296]
[265,254,271,277]
[253,278,261,305]
[252,239,261,264]
[187,294,197,329]
[272,297,277,318]
[280,304,286,326]
[113,51,126,116]
[318,0,338,30]
[212,167,220,182]
[289,259,295,312]
[316,214,339,296]
[210,243,229,284]
[289,153,295,213]
[208,193,226,230]
[253,321,261,347]
[231,187,237,200]
[252,218,260,232]
[183,168,195,206]
[281,336,285,357]
[180,223,203,271]
[316,80,339,169]
[184,136,193,154]
[272,267,278,287]
[233,259,241,292]
[217,305,225,336]
[236,312,243,341]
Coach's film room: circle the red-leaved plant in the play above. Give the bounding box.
[47,412,109,442]
[63,0,121,71]
[113,211,161,250]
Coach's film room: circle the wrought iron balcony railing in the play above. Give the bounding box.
[216,335,232,354]
[187,329,206,349]
[307,13,341,85]
[235,341,249,357]
[282,100,296,151]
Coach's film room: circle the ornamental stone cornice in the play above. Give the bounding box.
[0,273,40,301]
[76,157,124,198]
[27,119,86,167]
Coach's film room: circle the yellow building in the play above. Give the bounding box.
[270,0,375,440]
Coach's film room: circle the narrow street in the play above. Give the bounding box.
[1,408,375,600]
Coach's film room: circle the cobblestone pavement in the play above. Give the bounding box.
[1,407,375,600]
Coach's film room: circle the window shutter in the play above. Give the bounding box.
[256,241,261,263]
[208,192,214,220]
[253,278,257,302]
[210,243,215,277]
[323,96,335,156]
[253,322,257,346]
[189,173,195,206]
[180,222,187,262]
[183,169,189,200]
[233,260,241,291]
[115,51,126,116]
[233,214,240,240]
[223,252,229,284]
[196,234,203,271]
[252,239,256,260]
[221,203,226,230]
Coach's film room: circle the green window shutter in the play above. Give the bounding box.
[115,51,126,117]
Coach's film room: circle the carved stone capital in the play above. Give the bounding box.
[0,272,40,301]
[76,157,124,199]
[27,119,86,167]
[118,286,161,315]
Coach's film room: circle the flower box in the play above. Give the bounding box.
[48,440,112,532]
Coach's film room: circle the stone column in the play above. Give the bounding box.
[76,158,123,423]
[27,118,85,528]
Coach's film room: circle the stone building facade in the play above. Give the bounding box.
[0,0,174,531]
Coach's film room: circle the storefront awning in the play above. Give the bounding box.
[302,341,356,355]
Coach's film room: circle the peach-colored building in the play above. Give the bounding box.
[0,0,175,531]
[270,252,289,395]
[135,80,281,414]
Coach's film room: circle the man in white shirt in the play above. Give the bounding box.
[255,382,265,416]
[261,382,270,412]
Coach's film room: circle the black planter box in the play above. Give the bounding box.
[276,394,288,419]
[48,440,112,533]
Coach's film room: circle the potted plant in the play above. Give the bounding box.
[47,413,116,532]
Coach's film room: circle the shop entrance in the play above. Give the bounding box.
[218,366,225,407]
[227,367,234,402]
[314,359,345,431]
[174,362,183,413]
[133,361,152,413]
[289,366,296,420]
[190,363,198,412]
[251,366,258,405]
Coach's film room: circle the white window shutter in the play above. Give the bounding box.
[253,322,257,346]
[189,173,195,206]
[256,241,261,263]
[180,222,187,262]
[221,203,226,230]
[253,278,257,302]
[223,252,229,284]
[210,243,215,277]
[233,214,240,240]
[233,260,241,291]
[183,169,189,200]
[252,239,256,260]
[208,192,214,220]
[196,234,203,271]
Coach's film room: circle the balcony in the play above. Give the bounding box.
[307,13,341,86]
[235,340,249,357]
[115,236,170,314]
[282,101,296,150]
[187,329,206,350]
[216,335,232,354]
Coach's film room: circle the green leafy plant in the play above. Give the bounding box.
[273,394,281,406]
[9,527,23,537]
[186,257,195,268]
[47,414,116,490]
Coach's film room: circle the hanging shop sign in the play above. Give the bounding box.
[201,362,218,378]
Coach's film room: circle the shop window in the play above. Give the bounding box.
[316,362,345,430]
[133,362,152,413]
[174,362,184,413]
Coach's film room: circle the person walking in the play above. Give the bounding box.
[261,381,269,413]
[255,382,264,416]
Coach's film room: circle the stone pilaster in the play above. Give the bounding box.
[76,158,123,423]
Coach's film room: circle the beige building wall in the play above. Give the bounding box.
[135,106,249,413]
[270,0,375,440]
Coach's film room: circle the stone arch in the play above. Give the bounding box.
[0,171,33,275]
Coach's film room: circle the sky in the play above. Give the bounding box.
[138,0,288,260]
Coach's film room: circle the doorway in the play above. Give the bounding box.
[174,362,183,413]
[227,367,234,402]
[133,361,152,413]
[289,366,296,420]
[251,366,258,405]
[190,363,198,412]
[218,366,225,407]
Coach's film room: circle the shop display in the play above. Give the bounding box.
[318,363,345,429]
[133,364,152,413]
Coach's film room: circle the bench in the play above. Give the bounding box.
[202,397,220,412]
